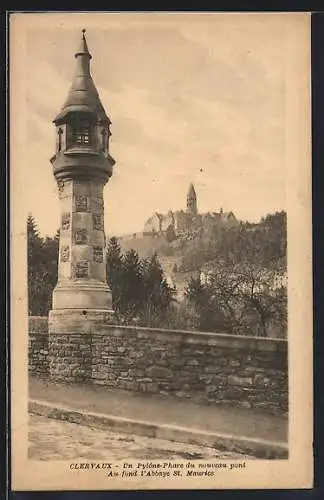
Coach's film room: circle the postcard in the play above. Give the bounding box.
[10,11,313,490]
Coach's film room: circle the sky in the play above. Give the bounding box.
[17,13,293,236]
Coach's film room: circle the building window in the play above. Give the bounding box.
[58,128,63,151]
[71,119,92,146]
[73,126,90,145]
[100,128,108,152]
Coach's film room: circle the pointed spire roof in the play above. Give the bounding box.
[187,183,196,199]
[53,29,110,124]
[75,28,92,59]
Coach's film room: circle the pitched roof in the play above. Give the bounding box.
[221,211,236,220]
[53,30,110,124]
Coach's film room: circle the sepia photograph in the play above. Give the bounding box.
[10,12,312,490]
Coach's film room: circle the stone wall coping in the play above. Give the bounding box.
[95,325,287,352]
[28,316,49,334]
[29,316,287,352]
[105,323,286,342]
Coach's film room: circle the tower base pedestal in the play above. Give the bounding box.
[48,308,115,334]
[48,308,115,382]
[52,280,113,311]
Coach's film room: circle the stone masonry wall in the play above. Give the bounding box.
[28,317,49,375]
[48,333,92,383]
[29,318,288,415]
[45,322,288,414]
[89,326,288,415]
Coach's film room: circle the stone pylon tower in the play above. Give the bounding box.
[187,183,198,215]
[49,30,115,328]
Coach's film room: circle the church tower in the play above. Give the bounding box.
[187,183,198,215]
[49,30,115,316]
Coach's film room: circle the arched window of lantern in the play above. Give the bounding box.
[100,127,108,153]
[57,127,63,152]
[72,117,92,146]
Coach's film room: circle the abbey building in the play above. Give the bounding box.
[143,183,238,239]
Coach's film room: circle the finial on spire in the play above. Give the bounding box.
[75,28,91,59]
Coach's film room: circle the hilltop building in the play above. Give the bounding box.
[143,184,238,239]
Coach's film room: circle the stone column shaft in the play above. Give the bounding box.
[52,178,112,311]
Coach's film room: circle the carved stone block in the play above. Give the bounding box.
[75,260,89,278]
[93,246,103,263]
[60,246,70,262]
[57,180,64,193]
[61,212,71,230]
[92,214,104,231]
[91,197,104,213]
[75,194,89,212]
[90,182,102,197]
[74,228,88,244]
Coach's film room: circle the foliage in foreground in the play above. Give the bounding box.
[184,262,287,337]
[27,214,58,316]
[106,237,176,326]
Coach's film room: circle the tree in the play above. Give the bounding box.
[106,236,123,312]
[106,239,143,320]
[28,214,46,315]
[27,214,59,316]
[106,238,176,326]
[141,254,176,326]
[179,211,287,273]
[41,233,59,314]
[234,263,287,337]
[185,275,224,332]
[185,261,287,337]
[165,224,176,243]
[119,249,143,320]
[154,300,197,331]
